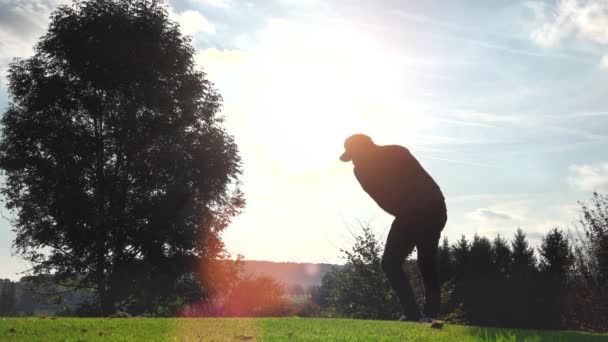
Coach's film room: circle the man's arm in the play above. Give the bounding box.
[353,146,412,216]
[353,166,385,202]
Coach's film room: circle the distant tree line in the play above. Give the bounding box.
[0,260,296,318]
[0,276,96,317]
[314,192,608,332]
[0,280,17,316]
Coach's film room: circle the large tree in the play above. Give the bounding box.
[0,0,243,315]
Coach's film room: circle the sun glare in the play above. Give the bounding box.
[241,21,418,173]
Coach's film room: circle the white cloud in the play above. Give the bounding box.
[574,1,608,44]
[529,0,608,68]
[467,208,513,222]
[0,0,70,60]
[465,200,532,232]
[479,209,512,220]
[459,198,576,249]
[0,67,8,90]
[171,9,215,36]
[0,0,71,90]
[529,0,575,48]
[531,22,568,48]
[449,110,528,126]
[600,54,608,69]
[568,162,608,192]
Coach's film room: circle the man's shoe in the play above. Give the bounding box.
[430,320,444,329]
[418,316,444,328]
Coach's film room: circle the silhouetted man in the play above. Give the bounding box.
[340,134,447,322]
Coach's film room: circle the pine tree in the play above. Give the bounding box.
[451,235,470,278]
[511,228,536,273]
[437,236,453,283]
[539,228,573,280]
[470,235,492,275]
[491,234,512,276]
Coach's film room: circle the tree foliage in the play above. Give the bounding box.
[573,191,608,284]
[451,235,470,278]
[491,235,512,276]
[539,228,573,280]
[511,228,537,273]
[567,192,608,331]
[469,235,492,276]
[437,237,452,284]
[319,224,404,319]
[0,0,243,315]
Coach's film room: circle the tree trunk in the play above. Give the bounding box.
[94,110,112,316]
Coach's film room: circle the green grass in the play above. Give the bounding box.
[0,317,605,341]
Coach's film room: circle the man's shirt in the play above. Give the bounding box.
[353,145,444,217]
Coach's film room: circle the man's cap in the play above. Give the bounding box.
[340,134,374,162]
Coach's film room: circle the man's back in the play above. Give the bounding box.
[353,145,443,217]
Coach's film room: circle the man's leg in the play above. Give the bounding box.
[416,230,441,318]
[416,208,447,318]
[381,217,419,320]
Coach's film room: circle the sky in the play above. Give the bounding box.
[2,0,608,280]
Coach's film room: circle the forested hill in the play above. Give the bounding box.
[241,261,337,288]
[0,261,338,316]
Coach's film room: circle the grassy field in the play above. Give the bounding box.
[0,317,605,341]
